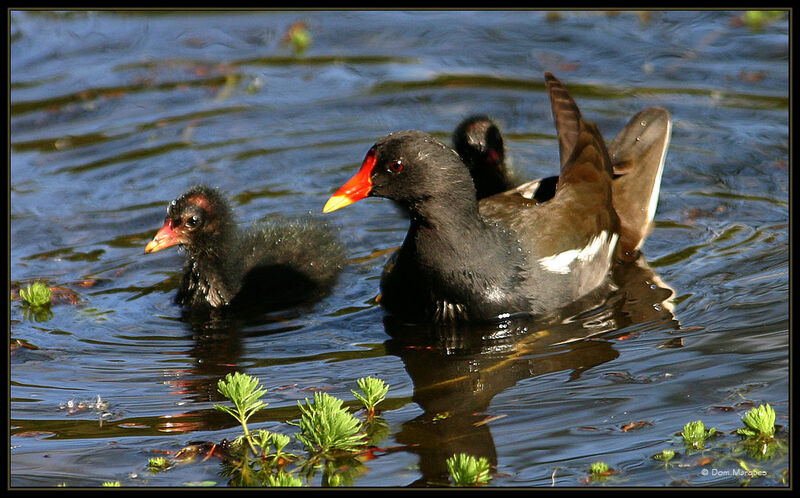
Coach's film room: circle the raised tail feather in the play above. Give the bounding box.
[544,72,614,187]
[607,107,671,258]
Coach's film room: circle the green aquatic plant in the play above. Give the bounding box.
[741,10,786,31]
[19,281,52,308]
[18,281,54,322]
[351,376,389,419]
[743,437,779,461]
[294,391,366,455]
[320,456,368,487]
[266,431,295,464]
[587,461,617,482]
[643,408,788,484]
[214,372,268,457]
[22,305,53,323]
[737,403,776,438]
[736,460,767,486]
[682,420,717,449]
[736,404,781,462]
[182,374,391,486]
[147,456,170,473]
[182,480,217,487]
[266,471,304,487]
[446,453,492,486]
[284,21,311,55]
[241,428,271,457]
[590,461,610,475]
[237,429,298,466]
[653,449,676,465]
[363,412,390,448]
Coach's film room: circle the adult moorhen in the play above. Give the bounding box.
[145,185,345,311]
[324,73,639,323]
[453,110,671,260]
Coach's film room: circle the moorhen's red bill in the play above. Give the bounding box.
[324,73,635,323]
[146,185,345,310]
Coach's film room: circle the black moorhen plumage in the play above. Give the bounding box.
[145,185,345,310]
[323,73,624,323]
[452,115,520,200]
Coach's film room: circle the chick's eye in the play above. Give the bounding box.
[388,160,403,173]
[184,215,200,229]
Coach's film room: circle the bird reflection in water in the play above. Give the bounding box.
[383,255,678,486]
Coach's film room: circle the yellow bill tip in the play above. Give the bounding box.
[144,238,166,254]
[322,194,355,214]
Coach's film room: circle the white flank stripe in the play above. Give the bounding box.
[539,248,580,274]
[538,230,616,274]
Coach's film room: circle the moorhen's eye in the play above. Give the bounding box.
[184,215,201,229]
[388,160,404,174]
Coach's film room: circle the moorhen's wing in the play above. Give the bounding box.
[479,73,619,303]
[486,105,670,259]
[491,72,616,204]
[545,72,581,173]
[544,71,615,185]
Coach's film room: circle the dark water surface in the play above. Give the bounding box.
[10,10,789,487]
